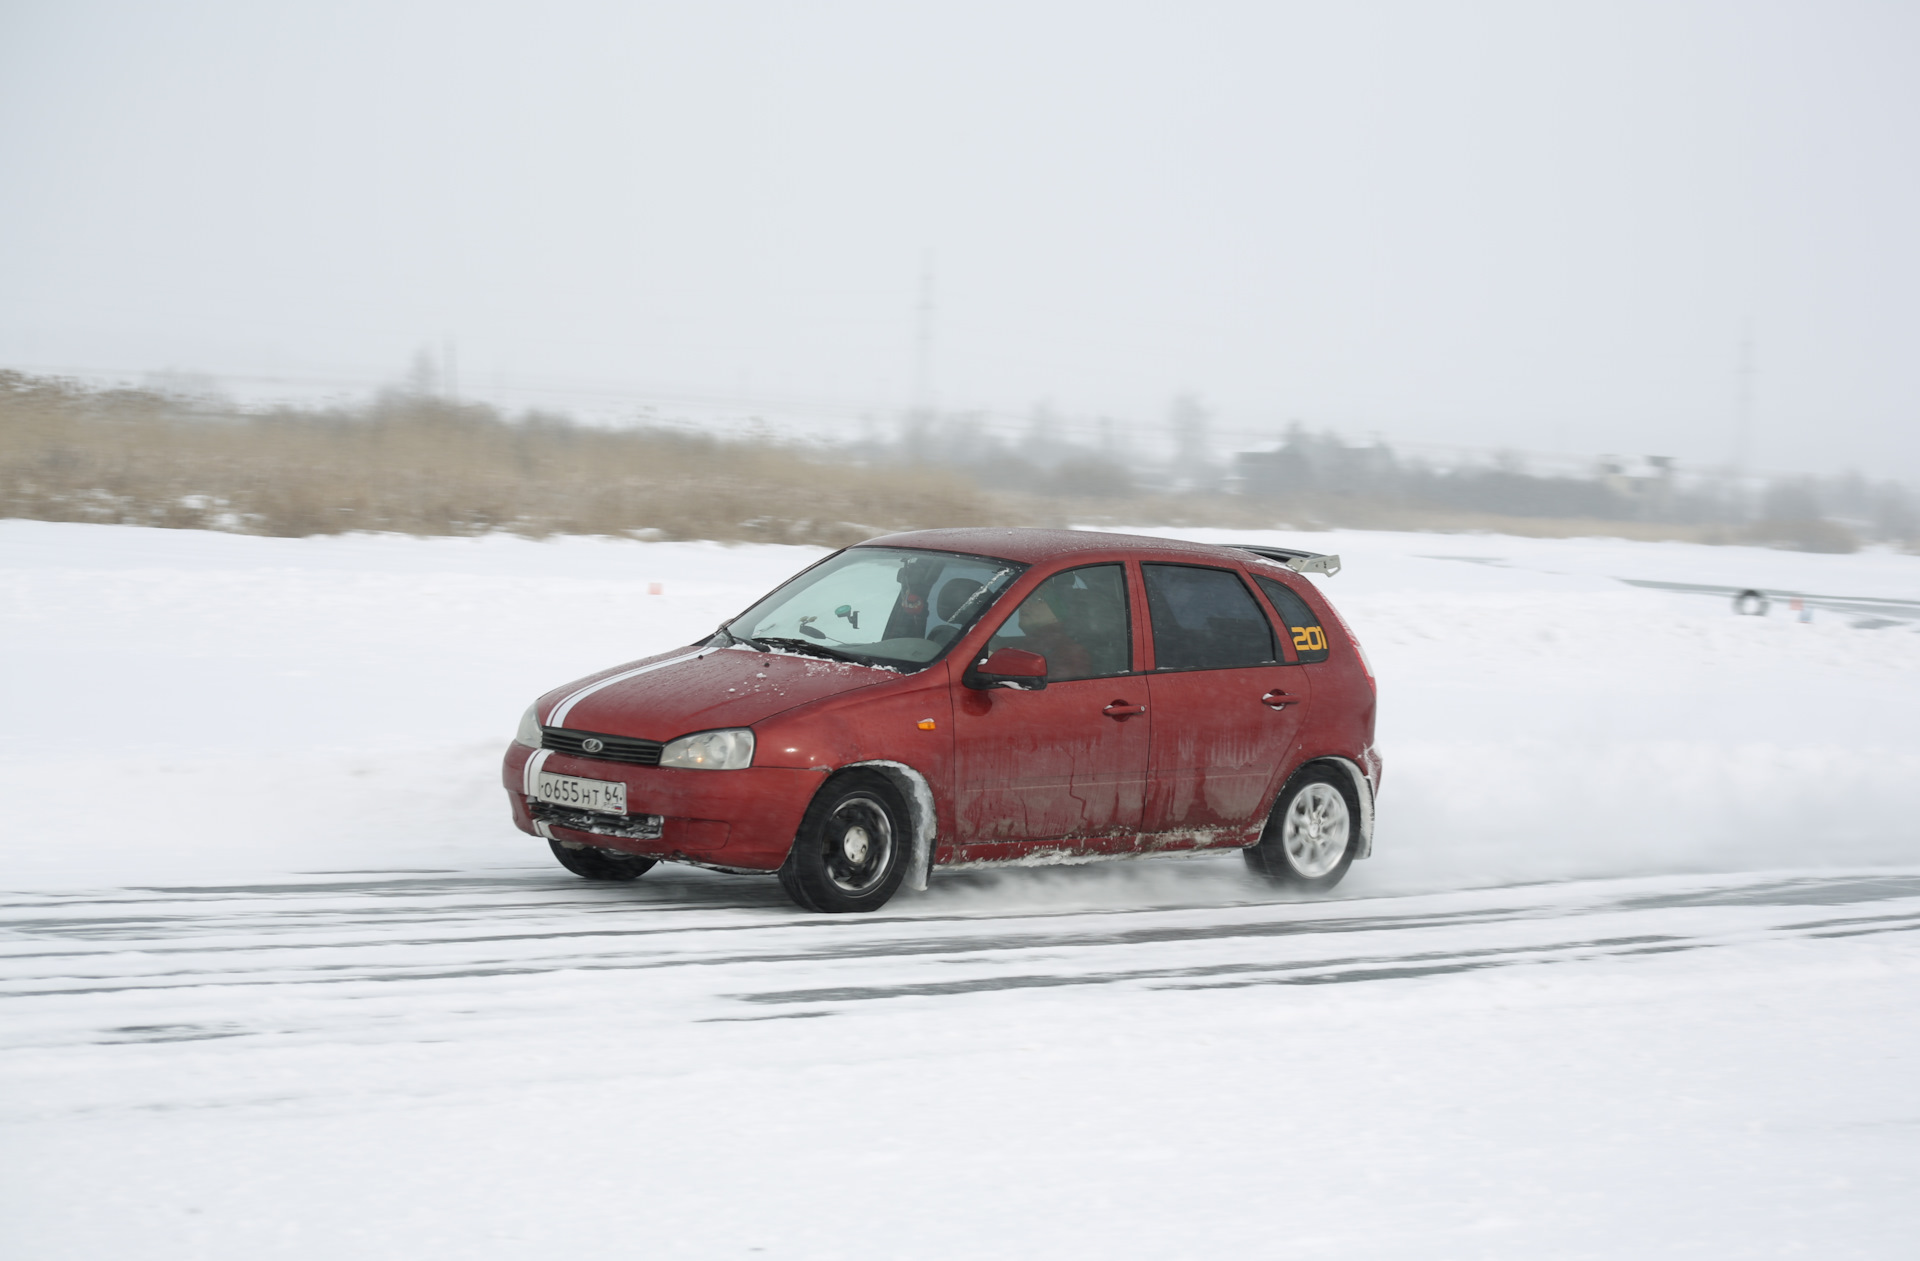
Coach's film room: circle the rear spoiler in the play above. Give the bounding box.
[1226,544,1342,577]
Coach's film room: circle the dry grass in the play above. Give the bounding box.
[1,370,1883,552]
[0,372,1015,546]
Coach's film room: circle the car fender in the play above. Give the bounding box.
[843,759,938,891]
[1314,754,1376,860]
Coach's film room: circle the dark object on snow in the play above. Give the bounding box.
[1733,589,1770,617]
[548,839,656,880]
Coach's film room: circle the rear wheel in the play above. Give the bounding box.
[779,770,910,913]
[548,839,656,881]
[1244,765,1358,891]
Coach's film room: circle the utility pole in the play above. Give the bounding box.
[904,251,935,459]
[913,251,935,416]
[1731,326,1755,479]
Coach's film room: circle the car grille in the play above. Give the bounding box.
[532,802,664,840]
[541,727,663,766]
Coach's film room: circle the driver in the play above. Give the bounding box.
[1014,592,1093,681]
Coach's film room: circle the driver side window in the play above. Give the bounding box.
[984,564,1131,683]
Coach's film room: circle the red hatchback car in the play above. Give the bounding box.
[503,528,1380,912]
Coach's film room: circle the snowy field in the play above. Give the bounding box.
[4,519,1919,1258]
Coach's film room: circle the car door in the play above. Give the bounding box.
[950,563,1149,857]
[1139,562,1312,846]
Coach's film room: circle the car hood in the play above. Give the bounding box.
[542,642,895,740]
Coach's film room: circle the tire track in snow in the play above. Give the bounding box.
[3,873,1919,1032]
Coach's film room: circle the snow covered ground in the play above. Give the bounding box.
[4,519,1919,1257]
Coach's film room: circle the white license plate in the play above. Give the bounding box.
[534,772,627,815]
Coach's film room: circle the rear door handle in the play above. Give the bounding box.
[1103,701,1146,721]
[1261,690,1297,710]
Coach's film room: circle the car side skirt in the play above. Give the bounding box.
[937,841,1251,872]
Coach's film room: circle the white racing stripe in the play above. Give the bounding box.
[521,748,557,837]
[545,647,711,729]
[521,747,554,796]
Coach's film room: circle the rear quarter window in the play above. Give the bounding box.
[1253,575,1332,663]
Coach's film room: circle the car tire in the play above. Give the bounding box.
[779,770,911,913]
[548,839,656,881]
[776,860,823,912]
[1244,764,1359,891]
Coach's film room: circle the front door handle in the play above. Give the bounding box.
[1102,700,1146,721]
[1261,690,1297,710]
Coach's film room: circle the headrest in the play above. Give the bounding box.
[935,577,985,624]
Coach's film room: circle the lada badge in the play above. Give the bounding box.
[582,738,605,753]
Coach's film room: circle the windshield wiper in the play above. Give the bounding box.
[755,636,864,664]
[713,626,767,651]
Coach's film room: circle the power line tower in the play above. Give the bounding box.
[904,251,936,461]
[1731,326,1756,479]
[913,251,935,415]
[1169,392,1216,492]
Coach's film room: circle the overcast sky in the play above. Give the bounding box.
[2,1,1916,475]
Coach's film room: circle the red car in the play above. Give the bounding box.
[503,528,1380,912]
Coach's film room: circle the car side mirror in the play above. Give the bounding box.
[963,647,1049,691]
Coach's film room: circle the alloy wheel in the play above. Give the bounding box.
[1281,782,1351,878]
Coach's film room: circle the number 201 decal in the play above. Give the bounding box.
[1291,625,1328,652]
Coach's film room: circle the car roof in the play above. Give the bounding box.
[856,526,1277,568]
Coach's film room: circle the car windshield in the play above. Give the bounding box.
[722,547,1025,671]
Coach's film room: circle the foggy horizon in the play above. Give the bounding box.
[4,1,1917,480]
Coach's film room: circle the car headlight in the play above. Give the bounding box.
[659,728,754,770]
[514,703,543,749]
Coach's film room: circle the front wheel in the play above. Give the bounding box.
[778,770,911,913]
[549,839,656,881]
[1244,765,1358,891]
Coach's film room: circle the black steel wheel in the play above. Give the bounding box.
[1244,764,1359,891]
[779,770,911,913]
[548,838,656,881]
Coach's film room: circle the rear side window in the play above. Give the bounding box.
[1254,575,1331,663]
[1142,564,1276,671]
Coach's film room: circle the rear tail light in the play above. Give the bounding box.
[1325,604,1375,687]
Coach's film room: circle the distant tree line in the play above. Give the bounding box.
[1228,425,1914,552]
[5,368,1911,553]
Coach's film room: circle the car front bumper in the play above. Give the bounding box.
[501,743,823,872]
